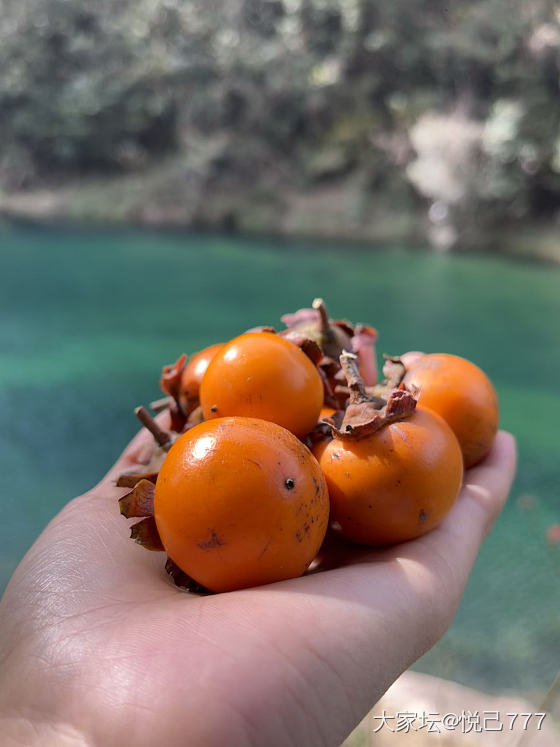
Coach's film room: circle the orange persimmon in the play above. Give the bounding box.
[179,343,224,412]
[199,332,324,438]
[313,352,463,546]
[404,353,498,468]
[314,407,463,546]
[154,417,330,592]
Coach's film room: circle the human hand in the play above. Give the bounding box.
[0,420,516,747]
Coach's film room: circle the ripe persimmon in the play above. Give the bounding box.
[154,417,330,592]
[199,332,324,438]
[179,343,224,412]
[313,353,463,546]
[403,353,498,468]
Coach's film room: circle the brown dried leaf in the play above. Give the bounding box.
[130,516,164,551]
[281,300,352,360]
[116,472,158,489]
[160,353,187,400]
[382,355,406,388]
[368,355,406,397]
[333,319,356,337]
[332,353,418,440]
[386,385,419,418]
[119,479,156,518]
[168,400,187,433]
[165,557,211,594]
[281,332,323,365]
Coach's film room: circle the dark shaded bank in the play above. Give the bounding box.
[1,171,559,264]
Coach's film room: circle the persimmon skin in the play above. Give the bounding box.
[154,417,330,592]
[313,408,463,546]
[200,332,324,439]
[179,343,224,410]
[404,353,498,468]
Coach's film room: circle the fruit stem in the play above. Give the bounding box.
[340,351,385,408]
[312,298,331,338]
[135,406,172,449]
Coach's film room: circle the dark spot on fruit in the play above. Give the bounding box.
[295,530,303,543]
[285,478,295,490]
[368,504,372,509]
[210,405,217,413]
[333,452,341,459]
[258,541,271,558]
[197,530,225,550]
[419,509,427,524]
[346,515,352,521]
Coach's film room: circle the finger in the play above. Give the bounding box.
[458,430,517,537]
[374,429,517,616]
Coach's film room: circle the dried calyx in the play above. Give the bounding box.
[118,477,161,550]
[158,354,190,431]
[115,406,173,499]
[116,406,173,551]
[281,298,378,362]
[281,298,378,407]
[326,352,418,440]
[165,557,211,594]
[117,477,208,592]
[367,355,406,398]
[117,476,210,592]
[281,298,353,360]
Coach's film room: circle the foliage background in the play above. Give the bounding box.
[1,0,559,252]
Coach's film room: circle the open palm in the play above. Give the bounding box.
[0,424,516,747]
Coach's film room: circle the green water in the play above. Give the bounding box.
[1,224,559,695]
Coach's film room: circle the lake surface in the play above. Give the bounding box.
[1,223,559,695]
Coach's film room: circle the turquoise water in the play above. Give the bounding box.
[1,223,559,694]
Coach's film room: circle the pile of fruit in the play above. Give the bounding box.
[117,299,498,593]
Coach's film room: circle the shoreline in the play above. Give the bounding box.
[1,177,559,265]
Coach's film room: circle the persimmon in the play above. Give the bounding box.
[403,353,498,468]
[313,353,463,546]
[153,417,330,592]
[179,342,224,412]
[199,332,324,438]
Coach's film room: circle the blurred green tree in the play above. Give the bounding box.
[0,0,558,244]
